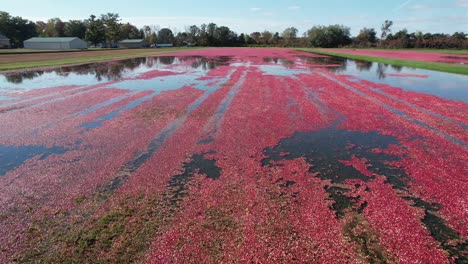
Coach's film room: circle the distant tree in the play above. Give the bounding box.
[271,32,281,45]
[237,33,246,46]
[35,21,47,37]
[307,25,351,48]
[85,15,105,46]
[175,32,188,46]
[119,23,140,39]
[64,20,86,39]
[414,31,424,48]
[188,25,200,43]
[249,32,261,44]
[148,32,157,44]
[207,23,217,37]
[214,26,237,46]
[45,18,65,37]
[207,23,217,45]
[142,25,152,38]
[158,28,174,43]
[101,13,121,45]
[380,20,393,40]
[355,27,377,47]
[244,34,254,45]
[260,31,273,45]
[281,27,298,39]
[392,29,410,48]
[0,11,9,34]
[452,32,467,40]
[0,12,37,47]
[198,24,209,46]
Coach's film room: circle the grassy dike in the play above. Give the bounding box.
[298,48,468,75]
[0,47,205,71]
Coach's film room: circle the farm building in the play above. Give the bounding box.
[0,34,10,48]
[118,39,148,48]
[24,37,87,50]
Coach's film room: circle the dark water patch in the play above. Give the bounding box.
[403,196,467,263]
[262,128,406,187]
[281,180,297,188]
[262,128,407,223]
[165,154,221,206]
[324,186,356,218]
[96,175,129,200]
[0,145,67,176]
[262,128,466,261]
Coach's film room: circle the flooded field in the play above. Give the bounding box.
[0,48,466,263]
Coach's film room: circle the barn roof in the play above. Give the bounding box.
[24,37,82,43]
[119,39,146,43]
[0,34,9,40]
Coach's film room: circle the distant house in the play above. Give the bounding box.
[24,37,87,50]
[0,34,10,49]
[155,43,174,48]
[118,39,148,48]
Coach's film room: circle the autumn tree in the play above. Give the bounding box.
[85,15,105,46]
[380,20,393,43]
[64,20,86,39]
[45,18,65,37]
[157,28,174,43]
[0,11,37,47]
[355,27,377,47]
[101,13,121,45]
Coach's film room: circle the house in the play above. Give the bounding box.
[0,34,10,49]
[118,39,148,48]
[24,37,87,50]
[155,43,174,48]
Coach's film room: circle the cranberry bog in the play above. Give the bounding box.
[0,48,466,263]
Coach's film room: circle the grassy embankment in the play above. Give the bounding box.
[0,47,204,71]
[298,48,468,75]
[346,48,468,55]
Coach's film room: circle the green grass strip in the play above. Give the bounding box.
[297,48,468,75]
[0,48,205,71]
[327,48,468,55]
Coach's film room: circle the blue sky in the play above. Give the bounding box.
[2,0,467,35]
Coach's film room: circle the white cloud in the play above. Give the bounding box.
[288,6,301,10]
[262,12,274,17]
[455,0,468,7]
[250,7,263,12]
[406,4,433,10]
[395,0,413,11]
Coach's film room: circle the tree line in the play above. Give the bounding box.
[1,11,467,49]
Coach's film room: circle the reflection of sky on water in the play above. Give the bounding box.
[0,54,466,103]
[341,60,468,102]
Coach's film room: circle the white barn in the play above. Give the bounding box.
[0,34,10,48]
[24,37,87,50]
